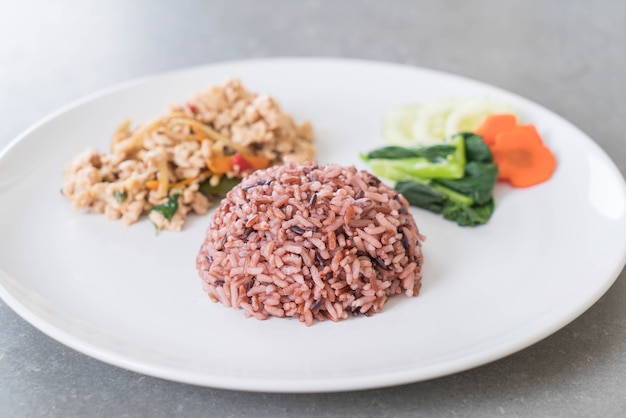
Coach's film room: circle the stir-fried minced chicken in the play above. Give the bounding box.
[62,79,315,231]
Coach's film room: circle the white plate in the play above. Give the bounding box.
[1,58,625,393]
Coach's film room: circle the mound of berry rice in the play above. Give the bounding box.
[196,161,424,326]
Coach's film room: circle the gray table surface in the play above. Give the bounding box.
[1,0,625,416]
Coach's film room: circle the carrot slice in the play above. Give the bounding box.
[171,177,196,189]
[490,125,556,187]
[475,113,518,145]
[145,180,159,190]
[239,154,271,170]
[231,153,271,176]
[207,155,233,174]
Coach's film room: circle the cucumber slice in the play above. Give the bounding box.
[444,98,515,138]
[381,97,516,147]
[411,98,460,145]
[381,104,422,146]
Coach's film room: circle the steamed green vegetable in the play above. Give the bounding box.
[361,134,466,180]
[435,161,498,206]
[394,160,497,227]
[443,199,495,227]
[463,133,493,163]
[364,133,498,227]
[363,144,456,162]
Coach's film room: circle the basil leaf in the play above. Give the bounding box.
[150,194,179,221]
[198,177,241,198]
[113,190,128,202]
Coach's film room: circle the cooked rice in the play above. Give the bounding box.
[196,161,424,326]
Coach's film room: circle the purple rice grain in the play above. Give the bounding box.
[196,161,424,326]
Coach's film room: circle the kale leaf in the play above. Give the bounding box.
[367,132,498,227]
[395,180,447,213]
[434,161,498,206]
[462,132,493,163]
[443,199,495,227]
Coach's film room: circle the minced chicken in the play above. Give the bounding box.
[62,79,315,230]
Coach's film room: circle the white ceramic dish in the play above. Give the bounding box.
[1,58,625,393]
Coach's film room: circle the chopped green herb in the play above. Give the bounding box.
[113,190,128,202]
[198,177,241,198]
[149,194,180,221]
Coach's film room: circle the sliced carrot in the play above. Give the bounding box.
[171,177,196,189]
[231,153,271,176]
[475,113,518,145]
[206,152,271,178]
[239,154,271,170]
[145,180,159,190]
[207,155,232,174]
[490,125,556,187]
